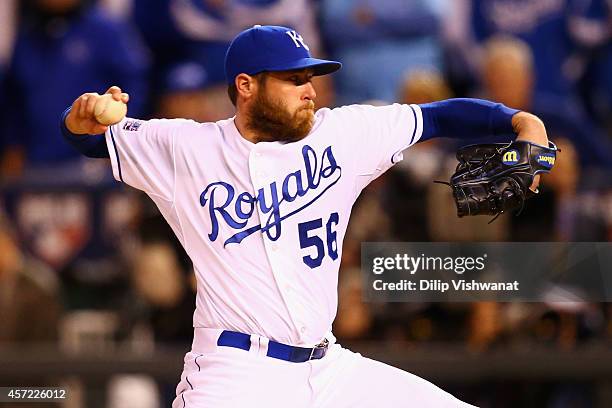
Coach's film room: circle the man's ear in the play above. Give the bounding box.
[236,73,257,100]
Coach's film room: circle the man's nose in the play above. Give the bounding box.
[303,81,317,101]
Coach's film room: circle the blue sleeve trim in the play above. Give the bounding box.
[391,104,419,164]
[418,98,519,142]
[60,107,110,158]
[408,104,418,145]
[109,126,124,183]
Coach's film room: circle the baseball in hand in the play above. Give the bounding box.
[94,94,128,125]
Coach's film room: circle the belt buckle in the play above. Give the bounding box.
[308,338,329,361]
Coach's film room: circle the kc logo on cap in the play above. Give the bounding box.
[224,25,341,84]
[285,30,310,51]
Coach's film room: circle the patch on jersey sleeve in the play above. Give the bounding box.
[122,120,142,131]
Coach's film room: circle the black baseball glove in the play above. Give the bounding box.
[437,140,558,219]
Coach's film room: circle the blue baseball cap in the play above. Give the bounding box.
[224,25,342,85]
[162,61,211,93]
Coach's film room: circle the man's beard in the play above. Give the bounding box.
[246,89,315,143]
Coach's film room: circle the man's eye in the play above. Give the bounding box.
[288,75,312,85]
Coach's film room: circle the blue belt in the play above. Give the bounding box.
[217,330,329,363]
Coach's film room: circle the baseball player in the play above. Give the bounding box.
[61,25,550,407]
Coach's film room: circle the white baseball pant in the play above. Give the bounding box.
[172,328,477,407]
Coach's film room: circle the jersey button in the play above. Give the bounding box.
[271,244,278,251]
[300,327,306,334]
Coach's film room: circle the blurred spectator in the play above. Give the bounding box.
[481,37,612,241]
[570,184,612,240]
[319,0,446,104]
[399,69,452,104]
[170,0,319,42]
[0,211,63,343]
[116,196,194,346]
[0,0,17,66]
[393,69,510,242]
[107,0,336,110]
[97,0,199,116]
[479,35,612,168]
[0,0,17,85]
[541,138,580,241]
[468,301,502,351]
[1,0,149,175]
[156,60,235,122]
[440,0,479,97]
[171,0,335,108]
[574,0,612,134]
[1,160,145,312]
[334,266,372,340]
[394,69,469,241]
[467,0,609,98]
[107,375,161,408]
[475,35,609,240]
[126,242,193,342]
[466,300,607,353]
[335,170,391,341]
[123,197,196,407]
[168,0,325,82]
[0,0,18,178]
[365,302,472,343]
[582,41,612,136]
[0,0,17,86]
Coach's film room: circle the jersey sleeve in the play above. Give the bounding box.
[332,103,423,183]
[105,117,188,201]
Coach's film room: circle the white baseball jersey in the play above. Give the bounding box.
[105,103,423,346]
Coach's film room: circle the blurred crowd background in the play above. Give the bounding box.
[1,0,612,407]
